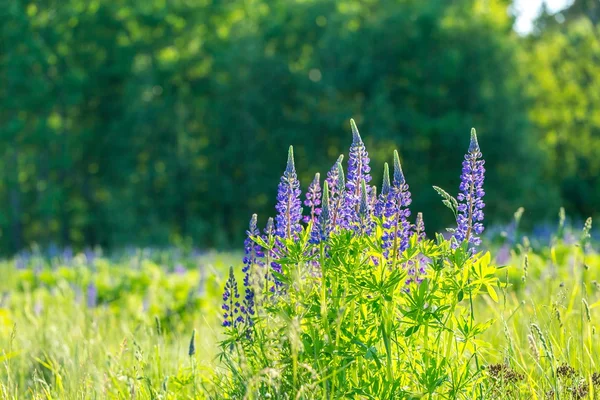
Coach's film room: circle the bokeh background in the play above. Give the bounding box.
[1,0,598,254]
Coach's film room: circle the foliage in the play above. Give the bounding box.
[0,0,562,254]
[221,231,501,397]
[524,4,600,221]
[0,221,598,398]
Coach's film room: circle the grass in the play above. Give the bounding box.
[0,232,599,399]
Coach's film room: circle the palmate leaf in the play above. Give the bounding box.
[432,186,459,219]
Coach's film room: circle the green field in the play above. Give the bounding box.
[0,225,599,399]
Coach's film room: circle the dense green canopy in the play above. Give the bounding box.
[0,0,596,253]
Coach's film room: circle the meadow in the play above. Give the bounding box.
[1,122,599,399]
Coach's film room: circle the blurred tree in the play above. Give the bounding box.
[0,0,568,253]
[525,2,600,220]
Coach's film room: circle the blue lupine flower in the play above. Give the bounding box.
[453,129,485,248]
[275,146,303,239]
[325,155,344,202]
[370,185,378,213]
[382,150,412,261]
[343,119,372,228]
[87,282,97,308]
[310,181,330,244]
[374,162,390,218]
[262,217,277,287]
[241,214,264,323]
[357,179,373,235]
[329,160,346,230]
[415,212,425,242]
[222,266,242,328]
[303,173,322,223]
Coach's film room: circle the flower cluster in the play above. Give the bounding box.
[275,146,303,239]
[222,266,242,328]
[382,151,412,261]
[303,173,322,223]
[241,214,264,323]
[222,121,485,329]
[453,129,485,247]
[342,119,372,229]
[374,163,390,218]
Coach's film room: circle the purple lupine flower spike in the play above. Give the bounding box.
[87,282,97,308]
[275,146,303,239]
[325,155,344,202]
[357,179,373,235]
[222,266,242,327]
[453,128,485,248]
[303,173,322,223]
[241,214,264,324]
[415,212,426,242]
[343,119,372,228]
[382,150,412,262]
[370,185,378,212]
[329,160,345,230]
[375,162,390,218]
[311,181,330,244]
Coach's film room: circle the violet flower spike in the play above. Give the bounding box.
[241,214,264,324]
[329,160,345,230]
[357,179,373,235]
[303,173,322,224]
[415,212,426,242]
[343,119,372,228]
[275,146,303,240]
[325,155,344,205]
[222,266,242,327]
[311,181,331,244]
[453,128,485,248]
[382,150,412,261]
[374,162,390,218]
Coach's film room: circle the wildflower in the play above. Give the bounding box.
[357,179,373,235]
[329,161,346,230]
[414,212,425,242]
[382,150,412,262]
[325,155,343,202]
[453,128,485,248]
[222,266,242,327]
[374,163,390,218]
[303,173,322,223]
[241,214,264,323]
[275,146,303,239]
[343,119,372,228]
[370,185,378,214]
[310,181,330,244]
[87,282,98,308]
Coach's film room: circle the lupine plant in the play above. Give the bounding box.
[219,120,499,398]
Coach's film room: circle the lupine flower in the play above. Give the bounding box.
[329,161,346,230]
[303,173,322,223]
[370,185,378,213]
[453,129,485,248]
[275,146,303,239]
[311,181,330,244]
[222,266,242,327]
[343,119,372,228]
[405,258,427,287]
[414,212,426,242]
[357,179,373,235]
[382,150,412,261]
[241,214,264,323]
[87,282,98,308]
[325,155,344,203]
[174,264,186,275]
[375,163,390,218]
